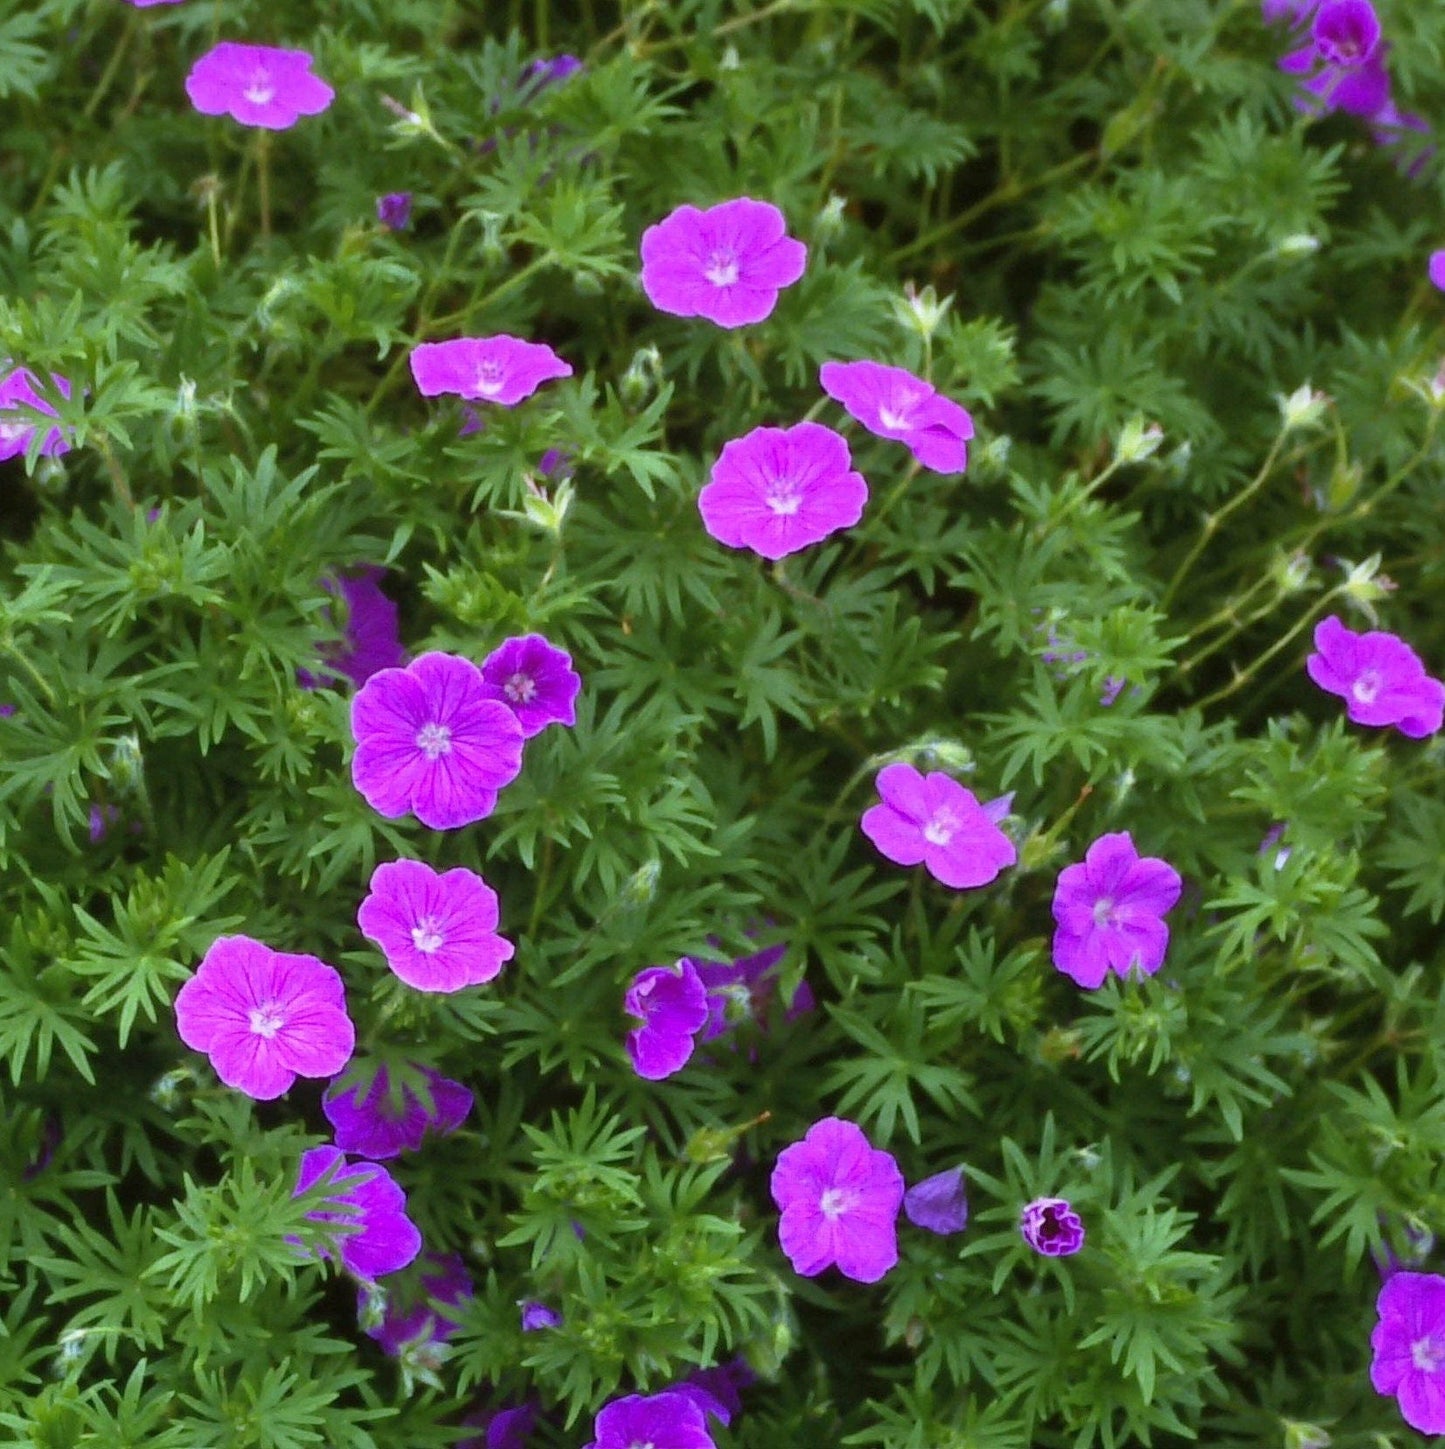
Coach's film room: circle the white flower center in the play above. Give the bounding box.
[923,808,958,846]
[415,722,452,759]
[878,392,920,431]
[764,477,801,516]
[703,250,739,287]
[1352,669,1382,704]
[243,70,275,107]
[0,421,25,444]
[1412,1335,1445,1372]
[473,361,505,397]
[819,1187,854,1220]
[248,1003,285,1038]
[504,670,537,704]
[1092,896,1116,928]
[411,916,444,954]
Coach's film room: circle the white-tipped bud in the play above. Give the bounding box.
[893,281,952,341]
[1114,416,1164,464]
[1278,383,1329,433]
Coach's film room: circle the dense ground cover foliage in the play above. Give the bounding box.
[3,0,1445,1444]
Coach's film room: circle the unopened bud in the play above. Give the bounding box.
[1282,1421,1332,1449]
[894,281,952,341]
[623,858,661,906]
[1278,383,1329,433]
[815,194,847,244]
[521,476,573,536]
[149,1066,194,1112]
[1114,416,1164,464]
[1273,550,1313,594]
[357,1282,388,1333]
[1338,553,1395,624]
[1274,233,1321,259]
[107,733,145,794]
[913,737,974,775]
[620,344,663,406]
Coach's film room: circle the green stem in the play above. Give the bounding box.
[256,133,272,241]
[2,639,57,703]
[82,12,139,123]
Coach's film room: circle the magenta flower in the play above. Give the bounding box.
[819,360,975,474]
[409,336,572,406]
[903,1166,969,1236]
[1430,251,1445,291]
[694,942,804,1043]
[478,634,581,738]
[299,566,405,690]
[184,43,334,130]
[1372,1271,1445,1432]
[674,1361,754,1427]
[174,935,354,1101]
[358,859,515,993]
[585,1391,716,1449]
[1020,1197,1085,1257]
[1050,831,1182,989]
[640,197,807,328]
[294,1146,421,1280]
[1278,0,1391,118]
[770,1116,905,1283]
[860,763,1017,890]
[625,961,710,1079]
[361,1251,473,1359]
[523,54,584,92]
[350,652,525,829]
[698,422,868,560]
[1306,615,1444,738]
[0,366,72,462]
[1311,0,1381,66]
[519,1299,561,1331]
[460,1403,537,1449]
[323,1062,472,1159]
[377,193,412,231]
[124,0,185,7]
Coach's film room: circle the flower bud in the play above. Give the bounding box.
[913,737,974,775]
[893,281,953,341]
[620,344,664,406]
[1338,553,1396,624]
[106,732,145,794]
[1282,1422,1332,1449]
[1272,550,1313,594]
[1273,233,1321,258]
[815,193,847,244]
[623,857,661,906]
[1278,383,1329,433]
[1114,416,1164,464]
[521,476,574,536]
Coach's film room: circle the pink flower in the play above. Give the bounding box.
[184,43,334,130]
[860,763,1017,889]
[585,1391,716,1449]
[409,336,572,406]
[1430,251,1445,291]
[698,422,868,560]
[770,1116,904,1283]
[1371,1271,1445,1433]
[1020,1196,1085,1257]
[479,633,581,738]
[1050,831,1182,989]
[174,935,354,1100]
[350,652,525,829]
[640,198,807,328]
[624,961,710,1079]
[819,360,975,474]
[293,1146,421,1280]
[0,366,72,462]
[1306,615,1444,738]
[299,566,405,690]
[358,859,515,993]
[323,1062,473,1158]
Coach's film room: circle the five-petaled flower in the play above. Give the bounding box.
[185,43,335,130]
[860,763,1017,889]
[1020,1196,1085,1257]
[323,1062,473,1158]
[699,421,868,559]
[1371,1270,1445,1433]
[479,633,581,738]
[361,1251,473,1360]
[0,366,72,462]
[640,197,807,328]
[1050,831,1182,989]
[174,934,354,1100]
[293,1145,422,1280]
[771,1115,905,1283]
[409,336,572,406]
[350,652,525,829]
[585,1389,717,1449]
[358,859,515,993]
[1306,614,1444,738]
[624,960,710,1080]
[819,360,975,474]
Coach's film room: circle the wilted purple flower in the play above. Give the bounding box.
[294,1145,422,1279]
[0,366,72,461]
[88,802,121,844]
[771,1116,905,1283]
[903,1166,968,1236]
[358,859,515,993]
[459,1403,538,1449]
[861,763,1017,889]
[1051,831,1182,989]
[1430,252,1445,291]
[1371,1271,1445,1433]
[21,1115,61,1182]
[377,193,412,231]
[323,1062,473,1158]
[1021,1197,1085,1256]
[299,567,405,690]
[624,960,710,1080]
[174,935,354,1100]
[478,634,581,738]
[409,336,572,406]
[693,942,803,1043]
[523,54,583,92]
[585,1391,716,1449]
[675,1360,754,1427]
[361,1251,473,1358]
[640,198,807,328]
[350,652,525,829]
[185,43,334,129]
[699,422,868,559]
[1306,615,1444,738]
[519,1299,561,1331]
[819,360,974,474]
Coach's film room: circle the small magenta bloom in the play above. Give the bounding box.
[358,859,515,993]
[377,193,412,231]
[174,935,354,1100]
[1021,1197,1085,1257]
[300,566,405,690]
[294,1146,422,1280]
[771,1116,905,1283]
[519,1299,561,1331]
[640,197,807,328]
[1307,615,1445,738]
[1372,1271,1445,1432]
[323,1062,473,1158]
[903,1166,969,1236]
[124,0,186,6]
[1311,0,1381,66]
[699,422,868,560]
[0,366,72,461]
[459,1403,538,1449]
[185,43,334,130]
[585,1391,716,1449]
[361,1251,473,1359]
[819,360,975,474]
[1279,1,1390,118]
[1050,831,1182,989]
[479,634,581,738]
[409,336,572,406]
[860,763,1017,889]
[674,1361,754,1427]
[350,652,525,829]
[524,54,583,91]
[625,961,710,1079]
[1431,251,1445,291]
